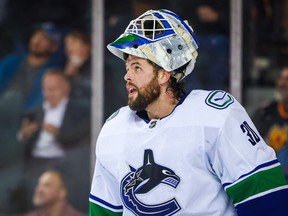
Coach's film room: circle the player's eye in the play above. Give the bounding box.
[136,67,141,71]
[134,66,141,73]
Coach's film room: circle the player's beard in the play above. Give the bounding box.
[128,74,160,112]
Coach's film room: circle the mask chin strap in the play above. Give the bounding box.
[171,70,185,82]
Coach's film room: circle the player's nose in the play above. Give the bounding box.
[124,69,132,82]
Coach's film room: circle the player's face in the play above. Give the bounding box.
[276,68,288,101]
[124,55,160,111]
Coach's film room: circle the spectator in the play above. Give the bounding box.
[63,30,92,102]
[0,23,63,213]
[16,70,91,212]
[252,66,288,179]
[19,70,90,164]
[0,22,63,112]
[0,0,91,57]
[25,169,84,216]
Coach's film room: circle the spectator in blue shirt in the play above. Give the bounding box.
[0,22,63,112]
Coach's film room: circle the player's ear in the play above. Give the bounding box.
[158,69,171,85]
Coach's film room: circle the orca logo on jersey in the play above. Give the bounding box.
[120,149,181,215]
[205,90,234,109]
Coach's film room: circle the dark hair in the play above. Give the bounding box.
[279,65,288,72]
[66,30,91,46]
[42,168,68,191]
[149,60,186,100]
[275,65,288,79]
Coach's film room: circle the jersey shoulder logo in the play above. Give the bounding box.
[121,149,181,215]
[205,90,234,109]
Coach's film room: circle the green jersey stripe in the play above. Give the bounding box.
[89,202,123,216]
[226,165,287,204]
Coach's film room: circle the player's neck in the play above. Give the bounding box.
[145,93,178,120]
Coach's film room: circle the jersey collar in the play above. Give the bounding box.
[136,92,189,123]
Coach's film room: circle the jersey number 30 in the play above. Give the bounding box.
[240,121,260,146]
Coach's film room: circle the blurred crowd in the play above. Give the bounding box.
[0,0,288,215]
[0,0,92,214]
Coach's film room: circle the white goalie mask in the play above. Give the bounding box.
[107,9,199,81]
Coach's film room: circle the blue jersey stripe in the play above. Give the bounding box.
[235,188,288,216]
[89,194,123,210]
[223,159,279,188]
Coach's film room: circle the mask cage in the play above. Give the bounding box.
[125,10,175,42]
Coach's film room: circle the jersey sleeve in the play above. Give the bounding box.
[89,147,123,216]
[207,101,288,216]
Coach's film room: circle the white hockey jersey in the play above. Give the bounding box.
[89,90,288,216]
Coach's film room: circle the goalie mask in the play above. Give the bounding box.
[107,9,199,81]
